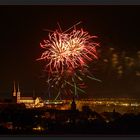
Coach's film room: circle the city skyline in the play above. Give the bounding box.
[0,6,140,98]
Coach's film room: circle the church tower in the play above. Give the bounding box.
[71,96,76,110]
[17,82,21,103]
[12,81,17,103]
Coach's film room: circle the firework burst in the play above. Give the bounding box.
[38,28,99,74]
[37,22,100,100]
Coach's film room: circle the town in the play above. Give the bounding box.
[0,82,140,135]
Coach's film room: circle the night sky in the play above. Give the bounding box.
[0,6,140,98]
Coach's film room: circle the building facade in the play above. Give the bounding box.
[12,81,43,108]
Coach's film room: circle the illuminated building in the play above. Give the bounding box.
[16,82,21,103]
[12,81,43,108]
[19,97,34,104]
[12,81,17,103]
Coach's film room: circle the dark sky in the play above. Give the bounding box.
[0,5,140,98]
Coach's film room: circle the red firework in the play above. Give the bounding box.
[38,27,99,74]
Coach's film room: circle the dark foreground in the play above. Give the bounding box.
[0,103,140,135]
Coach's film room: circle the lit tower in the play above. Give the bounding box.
[17,82,21,103]
[12,81,17,103]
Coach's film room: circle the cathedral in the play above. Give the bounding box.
[12,81,42,107]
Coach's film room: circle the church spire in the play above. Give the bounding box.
[13,81,16,97]
[17,82,21,103]
[71,96,76,110]
[17,82,20,92]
